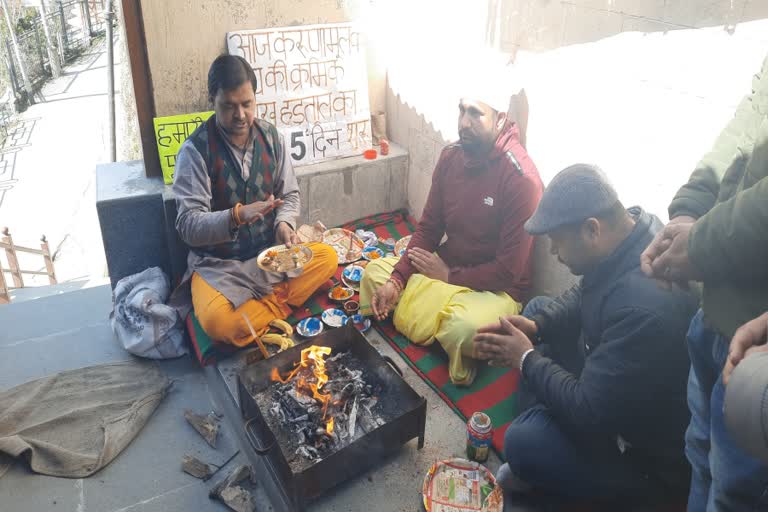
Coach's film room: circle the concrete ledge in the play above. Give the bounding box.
[96,147,409,287]
[295,143,408,227]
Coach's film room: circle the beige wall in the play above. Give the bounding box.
[493,0,768,52]
[140,0,385,117]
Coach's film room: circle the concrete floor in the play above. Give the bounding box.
[0,285,506,512]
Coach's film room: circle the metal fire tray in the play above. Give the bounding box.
[237,323,427,510]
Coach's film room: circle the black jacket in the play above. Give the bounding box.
[523,208,698,475]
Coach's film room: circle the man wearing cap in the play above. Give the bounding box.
[474,164,697,503]
[360,91,542,386]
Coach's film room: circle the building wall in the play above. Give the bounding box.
[139,0,385,117]
[493,0,768,52]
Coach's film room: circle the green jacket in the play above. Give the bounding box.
[669,55,768,339]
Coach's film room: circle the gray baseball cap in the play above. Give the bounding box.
[524,164,620,235]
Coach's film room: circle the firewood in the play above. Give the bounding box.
[181,455,211,479]
[209,465,256,512]
[184,409,220,448]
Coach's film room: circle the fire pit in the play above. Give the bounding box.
[238,324,427,510]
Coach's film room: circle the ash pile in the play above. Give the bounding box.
[268,346,386,461]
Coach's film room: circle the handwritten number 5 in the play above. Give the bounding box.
[291,131,306,160]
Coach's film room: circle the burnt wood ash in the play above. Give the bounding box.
[268,351,386,462]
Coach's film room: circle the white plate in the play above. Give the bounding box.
[257,244,314,273]
[342,265,365,283]
[322,308,348,328]
[296,317,324,337]
[362,246,385,261]
[341,274,360,291]
[343,314,371,333]
[328,286,355,302]
[323,228,365,264]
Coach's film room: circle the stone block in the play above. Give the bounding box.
[163,191,189,286]
[307,159,390,227]
[96,161,170,289]
[295,143,409,227]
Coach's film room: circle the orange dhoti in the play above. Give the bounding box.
[191,242,337,347]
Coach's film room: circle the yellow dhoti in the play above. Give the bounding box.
[191,242,337,347]
[360,256,522,385]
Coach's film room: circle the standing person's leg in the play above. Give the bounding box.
[706,326,768,510]
[502,405,661,501]
[685,309,719,510]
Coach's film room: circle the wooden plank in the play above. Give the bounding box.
[2,227,23,288]
[41,235,57,285]
[121,0,160,178]
[17,269,50,276]
[4,244,44,255]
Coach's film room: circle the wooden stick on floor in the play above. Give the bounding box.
[241,313,270,360]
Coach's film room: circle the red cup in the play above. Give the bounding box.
[380,138,390,156]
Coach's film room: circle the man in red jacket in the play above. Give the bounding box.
[360,93,543,385]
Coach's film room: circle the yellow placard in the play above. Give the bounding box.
[154,111,214,184]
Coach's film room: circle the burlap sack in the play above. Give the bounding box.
[0,361,170,478]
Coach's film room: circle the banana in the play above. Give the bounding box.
[261,333,295,351]
[269,318,294,336]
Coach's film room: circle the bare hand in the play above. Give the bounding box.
[476,315,538,343]
[240,194,285,225]
[641,215,696,286]
[723,311,768,385]
[275,222,300,248]
[372,281,400,321]
[408,247,449,282]
[473,316,534,368]
[649,222,702,283]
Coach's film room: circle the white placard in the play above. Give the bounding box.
[227,23,372,166]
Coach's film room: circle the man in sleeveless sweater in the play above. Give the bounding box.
[171,55,336,347]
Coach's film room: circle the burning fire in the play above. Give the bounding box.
[271,346,335,425]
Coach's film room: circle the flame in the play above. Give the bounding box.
[326,417,334,435]
[271,345,334,418]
